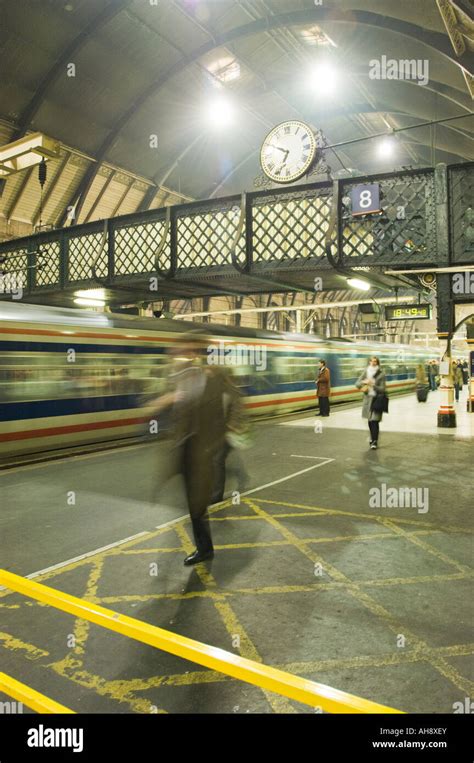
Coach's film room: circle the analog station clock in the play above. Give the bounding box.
[260,120,317,183]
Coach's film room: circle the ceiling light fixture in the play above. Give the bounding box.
[74,298,105,307]
[347,278,371,291]
[310,62,338,94]
[207,96,234,127]
[377,136,397,159]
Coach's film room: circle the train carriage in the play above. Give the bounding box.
[0,302,432,459]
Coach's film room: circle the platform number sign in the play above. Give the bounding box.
[351,184,381,216]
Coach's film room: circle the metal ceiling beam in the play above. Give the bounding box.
[82,170,116,224]
[31,150,71,227]
[61,7,473,223]
[110,179,135,218]
[137,185,158,213]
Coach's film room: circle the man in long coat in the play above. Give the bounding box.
[316,359,331,417]
[148,333,230,565]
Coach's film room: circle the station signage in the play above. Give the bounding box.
[351,184,381,216]
[385,304,432,321]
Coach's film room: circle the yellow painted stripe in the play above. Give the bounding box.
[0,672,74,714]
[0,569,401,714]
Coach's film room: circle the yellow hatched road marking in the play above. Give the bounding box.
[0,631,49,660]
[376,519,472,574]
[0,494,471,711]
[174,523,295,713]
[254,498,473,534]
[245,499,474,695]
[48,659,167,713]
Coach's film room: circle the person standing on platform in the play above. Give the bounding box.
[315,359,331,417]
[453,361,464,402]
[147,333,228,566]
[428,361,437,391]
[356,356,386,449]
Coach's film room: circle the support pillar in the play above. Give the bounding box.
[437,353,456,428]
[467,346,474,414]
[434,165,456,427]
[296,310,302,333]
[436,274,456,427]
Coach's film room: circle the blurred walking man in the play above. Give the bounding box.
[147,333,229,565]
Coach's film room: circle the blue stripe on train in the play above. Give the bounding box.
[0,341,166,354]
[0,394,140,421]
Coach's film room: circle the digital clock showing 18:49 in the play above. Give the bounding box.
[385,304,432,321]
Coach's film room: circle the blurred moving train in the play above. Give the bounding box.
[0,302,433,459]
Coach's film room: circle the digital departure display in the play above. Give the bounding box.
[385,304,432,321]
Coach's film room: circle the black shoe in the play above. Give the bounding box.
[183,549,214,566]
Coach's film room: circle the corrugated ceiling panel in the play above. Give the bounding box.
[117,185,145,216]
[133,1,210,53]
[78,172,111,224]
[93,177,129,220]
[149,190,165,209]
[0,120,15,145]
[0,170,26,219]
[10,186,39,224]
[43,159,87,226]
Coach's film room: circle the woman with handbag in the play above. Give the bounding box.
[356,356,387,450]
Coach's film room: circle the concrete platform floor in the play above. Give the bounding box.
[0,393,473,714]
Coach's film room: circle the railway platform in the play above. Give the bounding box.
[1,391,472,714]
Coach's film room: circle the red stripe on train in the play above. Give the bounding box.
[0,417,147,442]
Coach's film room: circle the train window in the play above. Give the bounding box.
[274,356,316,384]
[0,352,171,403]
[339,356,365,380]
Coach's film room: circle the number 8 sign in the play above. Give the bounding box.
[351,183,381,216]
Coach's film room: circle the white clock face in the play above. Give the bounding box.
[260,121,317,183]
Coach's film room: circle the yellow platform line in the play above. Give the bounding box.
[62,641,474,696]
[0,569,401,714]
[0,672,74,714]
